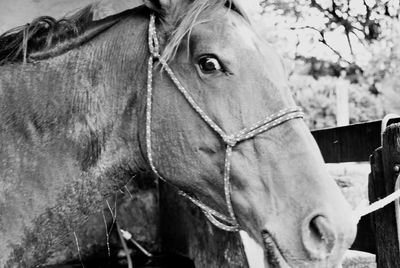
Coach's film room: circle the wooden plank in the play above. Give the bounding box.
[350,214,376,254]
[311,120,382,163]
[336,84,349,126]
[159,182,249,268]
[312,118,400,163]
[369,124,400,268]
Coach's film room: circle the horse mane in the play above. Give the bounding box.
[161,0,249,62]
[0,0,248,65]
[0,5,98,65]
[0,3,131,65]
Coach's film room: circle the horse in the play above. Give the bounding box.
[0,0,356,267]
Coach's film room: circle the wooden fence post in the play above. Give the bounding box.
[336,81,349,127]
[159,182,249,268]
[369,123,400,268]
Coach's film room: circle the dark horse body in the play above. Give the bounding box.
[0,1,356,267]
[0,6,150,266]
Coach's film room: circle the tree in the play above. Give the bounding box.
[257,0,400,127]
[260,0,399,63]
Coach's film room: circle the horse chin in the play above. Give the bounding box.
[262,231,292,268]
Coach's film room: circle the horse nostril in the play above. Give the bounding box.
[302,215,336,259]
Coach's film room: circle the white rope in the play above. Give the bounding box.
[224,145,237,222]
[145,14,304,232]
[355,175,400,252]
[395,176,400,250]
[355,174,400,219]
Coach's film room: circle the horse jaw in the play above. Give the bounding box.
[228,119,356,268]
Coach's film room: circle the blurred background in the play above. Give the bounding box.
[254,0,399,129]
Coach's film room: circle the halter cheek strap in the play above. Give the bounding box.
[145,14,304,232]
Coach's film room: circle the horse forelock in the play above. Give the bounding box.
[0,4,96,65]
[161,0,249,63]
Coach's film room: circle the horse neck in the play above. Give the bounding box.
[0,13,154,267]
[0,12,150,173]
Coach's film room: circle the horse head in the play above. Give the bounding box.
[141,0,357,267]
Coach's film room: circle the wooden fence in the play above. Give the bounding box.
[159,117,400,268]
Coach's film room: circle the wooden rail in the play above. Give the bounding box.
[311,120,382,163]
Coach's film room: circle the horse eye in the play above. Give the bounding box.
[198,56,223,73]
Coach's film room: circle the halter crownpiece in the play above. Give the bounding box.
[145,14,304,232]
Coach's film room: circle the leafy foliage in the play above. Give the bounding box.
[289,74,386,129]
[260,0,399,57]
[257,0,400,128]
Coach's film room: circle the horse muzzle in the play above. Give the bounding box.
[261,211,357,268]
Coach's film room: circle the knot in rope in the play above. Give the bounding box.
[223,135,238,147]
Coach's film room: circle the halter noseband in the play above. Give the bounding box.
[145,14,304,232]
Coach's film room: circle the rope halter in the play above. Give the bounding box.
[145,14,305,232]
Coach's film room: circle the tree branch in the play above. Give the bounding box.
[345,28,354,56]
[290,26,353,65]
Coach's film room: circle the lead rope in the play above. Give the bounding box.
[146,14,304,232]
[355,175,400,220]
[355,174,400,252]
